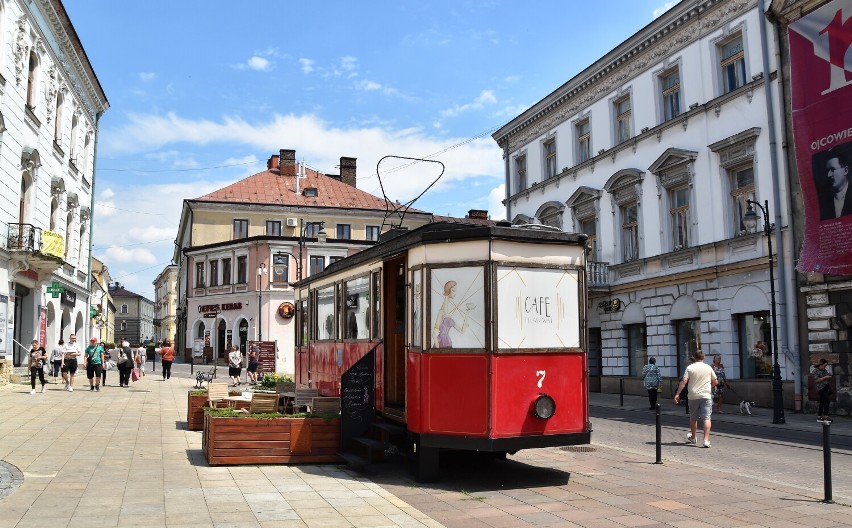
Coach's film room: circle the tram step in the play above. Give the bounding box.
[371,420,405,439]
[353,436,385,462]
[337,451,371,472]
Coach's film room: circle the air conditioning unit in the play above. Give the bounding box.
[286,218,298,227]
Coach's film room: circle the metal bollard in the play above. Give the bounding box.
[655,403,662,464]
[620,378,624,407]
[823,422,833,504]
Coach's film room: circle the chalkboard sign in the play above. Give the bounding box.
[248,341,276,374]
[341,349,375,448]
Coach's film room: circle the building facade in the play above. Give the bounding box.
[109,283,154,346]
[174,149,433,375]
[90,257,115,344]
[153,264,177,344]
[493,0,803,408]
[0,0,108,370]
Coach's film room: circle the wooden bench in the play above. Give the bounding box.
[311,397,341,414]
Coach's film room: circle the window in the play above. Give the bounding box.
[337,224,351,239]
[236,256,247,283]
[222,258,231,285]
[670,187,690,250]
[515,154,527,192]
[543,138,557,179]
[730,166,755,236]
[209,260,219,287]
[304,222,322,237]
[121,304,128,314]
[538,205,563,230]
[195,262,205,288]
[738,313,772,378]
[366,225,380,241]
[621,203,639,262]
[121,322,127,332]
[675,319,701,374]
[581,218,597,261]
[329,256,345,265]
[627,324,647,377]
[70,114,79,161]
[64,212,73,258]
[26,50,38,109]
[272,253,289,283]
[614,97,631,144]
[576,119,591,163]
[720,36,746,93]
[371,271,381,339]
[266,220,281,236]
[661,69,681,121]
[344,277,369,339]
[54,93,63,143]
[309,256,325,276]
[233,219,248,239]
[316,286,335,340]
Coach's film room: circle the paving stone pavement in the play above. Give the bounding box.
[0,375,849,528]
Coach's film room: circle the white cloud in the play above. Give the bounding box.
[247,56,271,71]
[126,226,177,242]
[101,188,115,199]
[653,1,678,17]
[298,58,315,74]
[357,80,382,91]
[504,75,520,83]
[340,56,358,72]
[139,72,156,82]
[440,90,498,118]
[100,246,157,265]
[488,184,507,222]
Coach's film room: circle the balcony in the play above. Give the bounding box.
[7,223,65,277]
[587,261,610,290]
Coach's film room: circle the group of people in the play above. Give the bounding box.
[227,345,260,387]
[27,335,177,393]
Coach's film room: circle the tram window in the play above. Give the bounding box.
[298,300,308,346]
[344,276,369,339]
[411,270,422,348]
[316,286,335,340]
[371,272,381,339]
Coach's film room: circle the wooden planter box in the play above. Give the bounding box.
[187,392,208,431]
[202,413,341,466]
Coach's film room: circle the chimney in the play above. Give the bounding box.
[339,156,357,187]
[266,155,279,170]
[467,209,488,220]
[278,149,296,177]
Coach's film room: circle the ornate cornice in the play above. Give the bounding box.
[494,0,756,152]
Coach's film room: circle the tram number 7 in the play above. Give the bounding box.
[536,370,546,388]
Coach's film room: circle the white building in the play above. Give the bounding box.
[153,264,177,344]
[493,0,801,407]
[0,1,108,369]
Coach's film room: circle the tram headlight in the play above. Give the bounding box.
[531,393,556,420]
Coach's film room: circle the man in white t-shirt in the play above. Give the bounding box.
[674,349,717,448]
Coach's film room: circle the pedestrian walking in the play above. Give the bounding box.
[28,340,48,394]
[101,346,111,386]
[160,340,175,380]
[642,357,662,410]
[134,344,146,377]
[228,346,243,386]
[61,334,81,391]
[247,347,259,385]
[812,358,833,423]
[84,337,104,392]
[49,339,64,382]
[117,340,133,387]
[674,349,717,448]
[711,355,730,413]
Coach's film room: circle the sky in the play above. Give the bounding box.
[62,0,679,300]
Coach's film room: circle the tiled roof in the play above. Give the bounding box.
[194,165,423,213]
[109,287,152,304]
[432,215,497,226]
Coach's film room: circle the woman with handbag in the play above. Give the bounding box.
[642,357,662,410]
[228,346,243,386]
[28,340,48,394]
[812,358,833,423]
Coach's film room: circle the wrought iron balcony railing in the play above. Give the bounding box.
[8,223,42,252]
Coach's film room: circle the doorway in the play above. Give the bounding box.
[383,256,406,414]
[217,319,226,360]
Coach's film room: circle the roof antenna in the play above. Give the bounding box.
[375,155,445,233]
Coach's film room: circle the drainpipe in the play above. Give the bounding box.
[758,0,800,409]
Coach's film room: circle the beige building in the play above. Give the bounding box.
[153,265,177,344]
[90,257,115,344]
[174,149,433,375]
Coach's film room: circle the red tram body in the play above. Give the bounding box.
[294,222,590,480]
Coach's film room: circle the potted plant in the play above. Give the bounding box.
[259,372,294,392]
[187,387,208,431]
[202,407,340,466]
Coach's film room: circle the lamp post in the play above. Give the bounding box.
[744,199,785,424]
[257,263,266,341]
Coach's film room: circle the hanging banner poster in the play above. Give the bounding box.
[791,0,852,275]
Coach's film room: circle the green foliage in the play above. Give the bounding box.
[204,407,338,421]
[190,389,207,396]
[259,372,294,389]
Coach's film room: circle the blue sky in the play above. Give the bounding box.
[63,0,677,299]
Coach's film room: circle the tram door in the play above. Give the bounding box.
[383,256,406,413]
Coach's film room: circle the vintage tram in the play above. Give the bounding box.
[293,222,590,480]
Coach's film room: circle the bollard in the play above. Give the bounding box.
[190,355,194,375]
[620,378,624,407]
[823,422,833,504]
[655,403,662,464]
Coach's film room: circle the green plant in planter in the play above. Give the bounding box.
[190,388,208,396]
[259,372,294,389]
[204,407,339,421]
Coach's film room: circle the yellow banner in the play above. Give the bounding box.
[41,230,65,258]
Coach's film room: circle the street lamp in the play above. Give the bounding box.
[298,220,327,281]
[257,263,266,341]
[743,199,785,425]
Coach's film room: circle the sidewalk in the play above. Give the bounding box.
[0,377,848,528]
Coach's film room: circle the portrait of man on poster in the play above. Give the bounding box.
[814,145,852,220]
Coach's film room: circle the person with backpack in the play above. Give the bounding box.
[84,337,104,392]
[117,339,133,387]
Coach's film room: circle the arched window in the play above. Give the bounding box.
[19,177,32,225]
[121,321,127,331]
[82,133,91,176]
[64,212,73,258]
[70,114,79,162]
[50,197,59,231]
[26,50,38,109]
[121,304,128,314]
[54,92,63,143]
[77,224,86,270]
